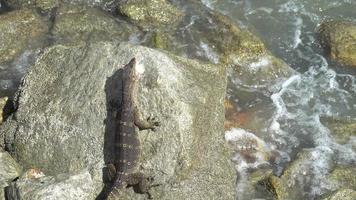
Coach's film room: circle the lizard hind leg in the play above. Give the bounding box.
[127,173,154,197]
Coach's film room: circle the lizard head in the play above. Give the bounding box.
[123,57,139,81]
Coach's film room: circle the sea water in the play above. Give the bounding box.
[204,0,356,199]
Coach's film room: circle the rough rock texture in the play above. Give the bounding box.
[266,149,333,200]
[0,9,48,64]
[321,117,356,151]
[4,0,58,10]
[1,41,235,199]
[4,0,119,11]
[62,0,119,11]
[5,168,101,200]
[323,189,356,200]
[52,4,140,44]
[328,166,356,190]
[318,20,356,67]
[0,97,8,125]
[0,150,22,200]
[118,0,183,30]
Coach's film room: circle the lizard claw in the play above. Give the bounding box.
[146,116,160,131]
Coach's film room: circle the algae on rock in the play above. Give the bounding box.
[328,166,356,190]
[318,20,356,68]
[323,189,356,200]
[0,9,48,64]
[118,0,183,30]
[52,4,140,44]
[4,0,58,10]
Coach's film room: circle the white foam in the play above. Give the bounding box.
[292,17,303,49]
[248,57,271,71]
[199,42,219,64]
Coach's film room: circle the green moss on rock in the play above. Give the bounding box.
[323,189,356,200]
[52,4,139,44]
[328,167,356,190]
[0,9,48,64]
[5,0,58,10]
[318,20,356,67]
[118,0,183,30]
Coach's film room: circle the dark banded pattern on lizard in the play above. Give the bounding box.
[107,58,159,199]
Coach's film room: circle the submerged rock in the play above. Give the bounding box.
[323,189,356,200]
[1,41,235,199]
[0,9,48,64]
[318,20,356,68]
[52,4,140,44]
[266,149,334,200]
[143,0,294,88]
[321,117,356,150]
[328,166,356,190]
[118,0,183,30]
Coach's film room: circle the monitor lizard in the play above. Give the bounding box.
[106,58,160,199]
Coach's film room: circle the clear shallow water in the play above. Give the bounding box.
[205,0,356,199]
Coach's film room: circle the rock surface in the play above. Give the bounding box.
[0,9,48,64]
[52,4,139,44]
[4,0,119,11]
[118,0,183,30]
[318,20,356,67]
[323,189,356,200]
[328,166,356,190]
[143,0,294,88]
[4,0,58,10]
[0,97,8,125]
[1,41,235,199]
[0,150,22,200]
[321,117,356,151]
[5,168,100,200]
[266,149,333,200]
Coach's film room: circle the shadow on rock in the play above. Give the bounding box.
[96,68,124,200]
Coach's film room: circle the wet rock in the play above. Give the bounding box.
[318,20,356,67]
[5,0,119,11]
[5,168,100,200]
[266,149,334,200]
[1,41,235,199]
[118,0,183,30]
[0,150,22,200]
[225,128,277,199]
[0,9,48,64]
[321,117,356,150]
[4,0,58,10]
[143,0,294,88]
[328,166,356,190]
[52,4,140,44]
[323,189,356,200]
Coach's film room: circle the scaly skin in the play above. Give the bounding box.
[107,58,159,199]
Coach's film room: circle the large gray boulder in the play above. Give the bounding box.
[1,41,235,199]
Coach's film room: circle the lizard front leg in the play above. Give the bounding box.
[134,105,160,131]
